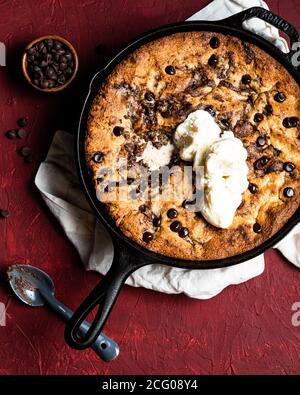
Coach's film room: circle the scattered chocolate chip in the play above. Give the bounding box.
[178,227,189,238]
[241,74,251,84]
[283,162,295,172]
[165,65,175,75]
[283,187,294,198]
[256,136,266,147]
[17,117,28,127]
[6,130,16,139]
[152,215,162,227]
[254,156,269,170]
[204,105,215,117]
[0,209,10,218]
[19,146,31,157]
[24,154,33,163]
[96,177,104,183]
[209,36,220,49]
[264,104,273,115]
[113,126,124,136]
[208,54,218,67]
[167,208,178,219]
[274,92,286,103]
[254,113,264,123]
[170,221,182,232]
[143,231,153,243]
[16,128,27,139]
[248,183,258,194]
[253,222,262,233]
[92,152,104,163]
[139,204,146,213]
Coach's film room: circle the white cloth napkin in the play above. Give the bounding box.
[35,0,300,300]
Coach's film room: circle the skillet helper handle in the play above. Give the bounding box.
[40,291,119,361]
[223,6,300,64]
[64,241,145,350]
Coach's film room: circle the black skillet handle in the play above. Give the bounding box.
[223,6,300,68]
[64,239,148,350]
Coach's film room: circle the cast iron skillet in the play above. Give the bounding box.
[65,7,300,350]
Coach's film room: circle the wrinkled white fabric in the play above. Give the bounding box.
[35,0,299,300]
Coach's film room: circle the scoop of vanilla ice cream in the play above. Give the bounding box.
[200,131,249,229]
[174,110,221,164]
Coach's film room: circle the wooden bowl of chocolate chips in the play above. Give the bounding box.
[22,35,78,92]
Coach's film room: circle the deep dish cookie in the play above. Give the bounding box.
[85,31,300,261]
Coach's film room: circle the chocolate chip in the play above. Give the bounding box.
[113,126,124,136]
[167,208,178,219]
[283,187,294,198]
[165,65,175,75]
[170,221,182,232]
[24,154,33,163]
[248,183,258,194]
[241,74,251,84]
[204,105,215,117]
[143,231,153,243]
[253,222,262,233]
[282,117,298,128]
[254,156,269,170]
[208,54,218,67]
[0,209,10,218]
[283,117,292,128]
[289,117,299,127]
[139,204,146,213]
[19,146,31,157]
[274,92,286,103]
[152,215,161,227]
[178,227,189,238]
[283,162,295,172]
[6,130,16,139]
[220,119,230,128]
[254,113,264,123]
[16,128,27,139]
[92,152,104,163]
[144,91,155,101]
[264,104,273,115]
[209,36,220,49]
[17,117,28,127]
[256,136,266,147]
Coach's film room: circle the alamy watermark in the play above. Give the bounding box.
[0,302,6,326]
[291,302,300,327]
[0,42,6,66]
[291,42,300,68]
[96,161,204,211]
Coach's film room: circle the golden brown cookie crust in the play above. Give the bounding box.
[85,31,300,261]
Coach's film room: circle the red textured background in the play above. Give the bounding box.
[0,0,300,375]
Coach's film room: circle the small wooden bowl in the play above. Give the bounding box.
[22,35,78,93]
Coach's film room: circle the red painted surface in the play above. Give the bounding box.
[0,0,300,375]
